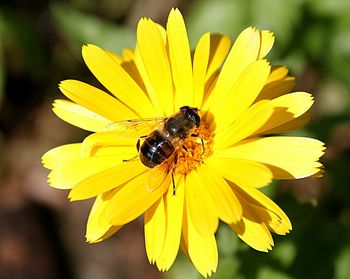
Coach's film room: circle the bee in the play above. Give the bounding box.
[138,106,200,167]
[106,106,202,194]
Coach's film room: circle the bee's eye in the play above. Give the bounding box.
[179,106,190,113]
[192,113,200,127]
[186,110,200,127]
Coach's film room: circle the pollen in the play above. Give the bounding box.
[174,121,214,175]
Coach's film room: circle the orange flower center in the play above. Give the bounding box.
[174,121,213,175]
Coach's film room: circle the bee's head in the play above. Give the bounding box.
[180,106,201,127]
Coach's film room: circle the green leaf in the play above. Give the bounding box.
[51,3,135,55]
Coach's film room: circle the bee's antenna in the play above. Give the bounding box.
[122,155,138,163]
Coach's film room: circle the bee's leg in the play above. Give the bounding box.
[172,173,176,195]
[171,154,178,195]
[191,133,205,155]
[182,145,188,152]
[200,137,205,155]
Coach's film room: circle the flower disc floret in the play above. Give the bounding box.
[174,120,214,175]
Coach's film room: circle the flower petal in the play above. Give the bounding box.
[91,226,121,243]
[259,77,296,101]
[231,183,292,233]
[182,205,218,277]
[206,34,231,83]
[255,92,314,134]
[211,59,271,131]
[203,27,261,112]
[144,197,166,264]
[86,193,122,243]
[48,154,132,190]
[116,49,149,94]
[82,44,156,118]
[214,100,274,148]
[214,137,325,179]
[134,46,163,115]
[105,50,123,63]
[193,32,210,108]
[156,177,185,271]
[42,143,82,169]
[258,30,275,59]
[106,172,169,225]
[186,170,218,236]
[230,215,273,252]
[68,160,146,201]
[206,156,273,188]
[137,18,173,116]
[267,66,289,82]
[53,99,112,132]
[59,80,137,121]
[250,203,291,235]
[167,8,194,108]
[265,112,311,134]
[196,164,242,224]
[81,131,136,158]
[257,66,295,101]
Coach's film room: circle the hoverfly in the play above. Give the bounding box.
[105,106,203,194]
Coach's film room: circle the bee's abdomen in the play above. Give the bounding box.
[140,130,175,168]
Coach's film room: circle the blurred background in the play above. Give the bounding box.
[0,0,349,278]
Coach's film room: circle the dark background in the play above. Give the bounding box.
[0,0,349,278]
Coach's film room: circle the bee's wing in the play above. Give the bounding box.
[104,117,165,138]
[146,164,172,193]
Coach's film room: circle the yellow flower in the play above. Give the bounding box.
[42,8,325,277]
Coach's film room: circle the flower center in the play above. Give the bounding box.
[174,120,213,175]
